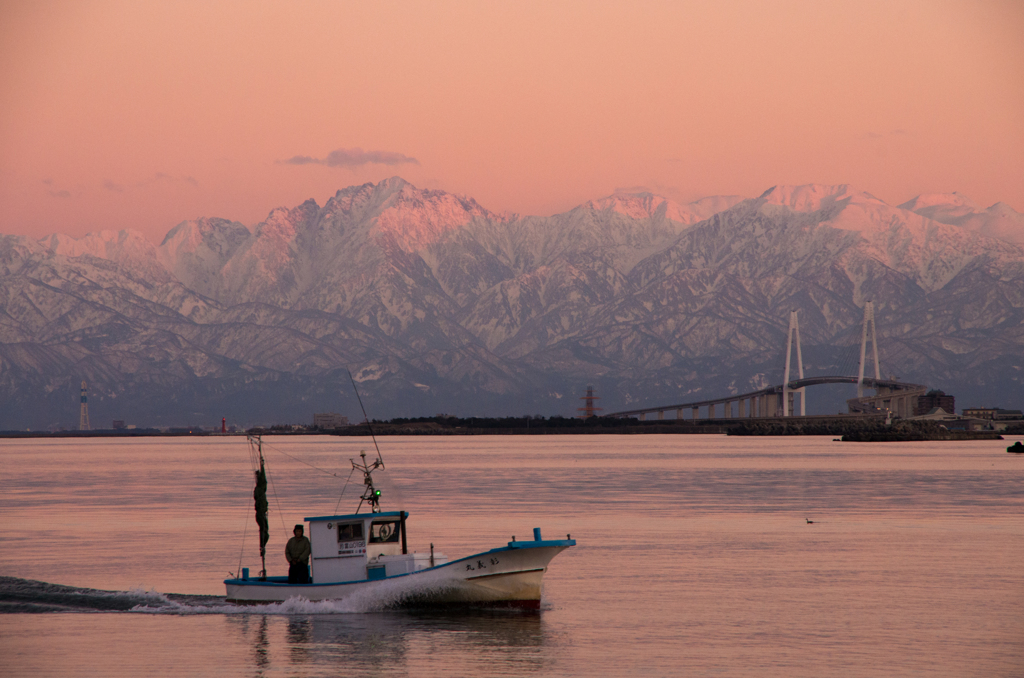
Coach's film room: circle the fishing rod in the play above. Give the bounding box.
[348,368,387,513]
[348,368,384,468]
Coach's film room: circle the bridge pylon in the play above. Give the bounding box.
[782,310,805,416]
[857,301,880,399]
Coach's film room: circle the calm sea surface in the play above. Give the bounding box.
[1,434,1022,677]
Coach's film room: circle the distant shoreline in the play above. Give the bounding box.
[0,429,248,439]
[1,415,1012,440]
[0,424,731,438]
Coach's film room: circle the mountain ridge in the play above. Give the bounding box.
[1,178,1021,429]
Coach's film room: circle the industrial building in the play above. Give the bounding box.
[313,412,349,429]
[913,390,955,417]
[961,407,1024,421]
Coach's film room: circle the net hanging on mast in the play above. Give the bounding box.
[248,434,270,579]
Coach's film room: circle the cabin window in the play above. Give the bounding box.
[337,522,364,542]
[369,520,401,543]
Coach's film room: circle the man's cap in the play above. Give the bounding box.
[294,524,304,531]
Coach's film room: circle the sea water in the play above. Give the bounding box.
[1,434,1022,677]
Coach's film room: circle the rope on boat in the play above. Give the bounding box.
[236,395,394,575]
[264,459,289,534]
[255,438,368,521]
[256,438,345,478]
[332,466,357,515]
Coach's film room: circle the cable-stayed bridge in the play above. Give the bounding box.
[605,302,929,421]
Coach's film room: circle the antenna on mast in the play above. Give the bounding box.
[352,450,383,513]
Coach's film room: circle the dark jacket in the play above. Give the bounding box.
[285,536,311,564]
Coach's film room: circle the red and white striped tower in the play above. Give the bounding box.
[577,385,602,419]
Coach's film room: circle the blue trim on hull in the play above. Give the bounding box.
[505,539,575,550]
[224,538,576,588]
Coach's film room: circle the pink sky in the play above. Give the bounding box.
[1,0,1022,242]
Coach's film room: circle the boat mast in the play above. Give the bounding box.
[352,450,384,513]
[248,434,270,579]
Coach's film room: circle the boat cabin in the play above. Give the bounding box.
[305,510,446,584]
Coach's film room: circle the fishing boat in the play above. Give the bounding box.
[224,435,575,608]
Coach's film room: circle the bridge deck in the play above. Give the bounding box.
[605,376,926,418]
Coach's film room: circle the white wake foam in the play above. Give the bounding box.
[129,573,459,615]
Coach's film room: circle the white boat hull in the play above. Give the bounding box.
[225,541,573,609]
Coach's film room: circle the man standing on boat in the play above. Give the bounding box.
[285,524,311,584]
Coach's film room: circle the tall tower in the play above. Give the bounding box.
[782,309,805,416]
[577,385,602,419]
[79,381,91,431]
[857,301,880,398]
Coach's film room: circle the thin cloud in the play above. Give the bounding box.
[103,180,124,192]
[282,147,419,168]
[132,173,199,189]
[153,172,199,187]
[42,179,71,198]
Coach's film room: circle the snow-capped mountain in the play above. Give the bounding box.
[1,178,1021,429]
[899,193,1024,245]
